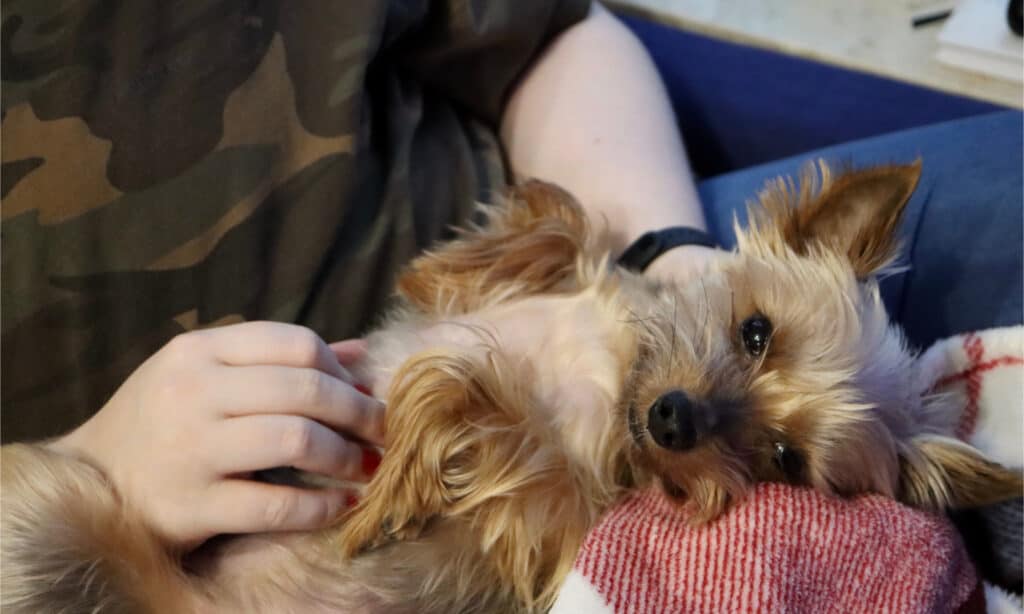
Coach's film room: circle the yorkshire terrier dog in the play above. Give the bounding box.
[3,162,1021,613]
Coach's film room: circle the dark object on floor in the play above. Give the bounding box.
[1010,0,1023,36]
[913,9,952,28]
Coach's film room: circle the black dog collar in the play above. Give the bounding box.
[617,227,719,273]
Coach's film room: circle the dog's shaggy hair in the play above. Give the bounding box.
[2,163,1020,613]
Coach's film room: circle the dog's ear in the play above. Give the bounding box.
[336,353,474,555]
[897,435,1023,510]
[770,161,921,278]
[336,350,589,608]
[337,349,553,554]
[397,180,588,315]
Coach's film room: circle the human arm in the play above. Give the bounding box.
[501,2,721,281]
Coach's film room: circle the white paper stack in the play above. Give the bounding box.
[936,0,1023,83]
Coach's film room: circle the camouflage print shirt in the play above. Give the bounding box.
[1,0,589,442]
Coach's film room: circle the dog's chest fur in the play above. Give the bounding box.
[359,286,637,464]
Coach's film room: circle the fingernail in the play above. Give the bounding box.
[354,383,372,396]
[362,448,382,476]
[345,492,360,508]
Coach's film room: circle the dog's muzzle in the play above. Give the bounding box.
[647,390,719,451]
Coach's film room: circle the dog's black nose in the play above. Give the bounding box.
[647,390,710,451]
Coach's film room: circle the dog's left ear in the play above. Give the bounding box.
[897,435,1023,510]
[786,161,921,278]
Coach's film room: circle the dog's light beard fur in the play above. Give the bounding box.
[2,166,1020,613]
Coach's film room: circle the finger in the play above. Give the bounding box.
[329,339,368,367]
[197,321,352,382]
[212,415,378,482]
[329,339,376,396]
[215,366,386,445]
[200,480,359,535]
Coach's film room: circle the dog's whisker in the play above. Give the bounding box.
[670,294,678,369]
[698,277,713,360]
[622,307,662,346]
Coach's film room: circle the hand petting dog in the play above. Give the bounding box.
[49,321,384,551]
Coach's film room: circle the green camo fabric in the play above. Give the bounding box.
[1,0,589,441]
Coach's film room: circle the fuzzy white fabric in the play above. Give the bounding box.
[916,326,1024,470]
[986,583,1024,614]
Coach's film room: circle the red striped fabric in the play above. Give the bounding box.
[574,484,980,613]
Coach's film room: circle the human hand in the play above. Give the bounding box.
[644,244,730,285]
[50,322,384,551]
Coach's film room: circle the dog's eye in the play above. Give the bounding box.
[772,441,804,481]
[740,314,773,356]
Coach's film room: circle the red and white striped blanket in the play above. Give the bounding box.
[554,326,1024,614]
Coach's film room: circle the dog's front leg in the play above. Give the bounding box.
[0,443,203,613]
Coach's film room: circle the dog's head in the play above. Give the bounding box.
[626,162,1022,522]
